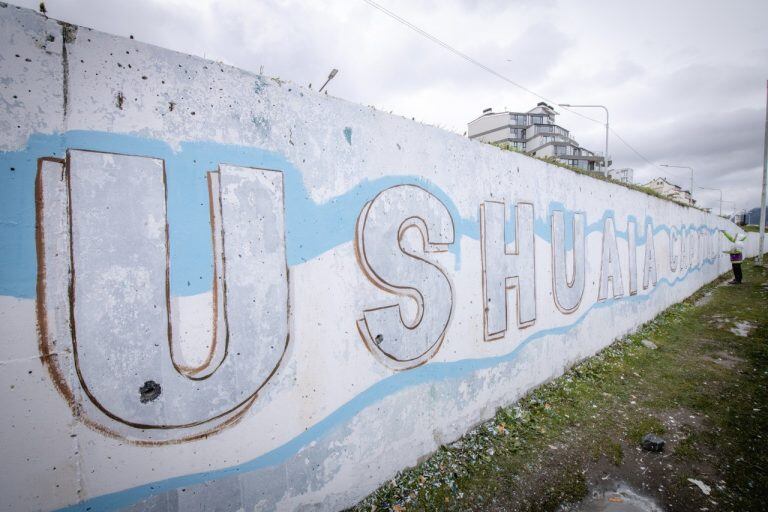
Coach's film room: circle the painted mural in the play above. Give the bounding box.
[0,5,761,512]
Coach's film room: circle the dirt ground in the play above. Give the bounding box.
[351,262,768,511]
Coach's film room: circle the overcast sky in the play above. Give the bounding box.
[13,0,768,213]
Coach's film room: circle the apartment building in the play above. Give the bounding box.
[643,177,696,206]
[467,102,609,172]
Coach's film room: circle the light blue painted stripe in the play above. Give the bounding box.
[1,130,727,510]
[0,131,721,298]
[56,255,722,512]
[2,131,451,297]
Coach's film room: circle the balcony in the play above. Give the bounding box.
[533,124,570,138]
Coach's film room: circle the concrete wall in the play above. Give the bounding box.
[0,5,763,511]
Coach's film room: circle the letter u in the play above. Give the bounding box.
[36,150,288,443]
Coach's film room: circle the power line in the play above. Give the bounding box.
[360,0,664,173]
[360,0,602,124]
[612,130,662,170]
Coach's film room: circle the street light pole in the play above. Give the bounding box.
[660,164,694,204]
[722,200,737,218]
[558,104,609,177]
[697,186,723,216]
[758,79,767,264]
[318,68,339,93]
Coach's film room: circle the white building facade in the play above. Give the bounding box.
[608,168,634,184]
[643,177,696,206]
[467,102,609,172]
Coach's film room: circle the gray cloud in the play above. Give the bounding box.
[9,0,768,211]
[502,22,573,84]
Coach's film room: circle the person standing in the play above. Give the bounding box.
[721,230,746,284]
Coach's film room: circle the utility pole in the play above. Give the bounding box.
[757,79,767,264]
[604,109,609,178]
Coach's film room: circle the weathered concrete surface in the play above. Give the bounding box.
[0,4,765,511]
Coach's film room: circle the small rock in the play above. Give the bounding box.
[641,433,665,452]
[640,339,658,350]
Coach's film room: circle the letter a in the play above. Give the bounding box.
[598,216,624,300]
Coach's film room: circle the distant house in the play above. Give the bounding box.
[745,206,767,225]
[729,210,748,226]
[467,102,610,173]
[643,177,696,206]
[608,168,634,184]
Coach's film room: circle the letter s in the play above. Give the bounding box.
[355,185,454,370]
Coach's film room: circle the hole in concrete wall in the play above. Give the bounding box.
[375,334,384,345]
[116,92,125,110]
[139,380,161,403]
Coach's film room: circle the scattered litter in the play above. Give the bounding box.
[640,339,658,350]
[694,292,713,307]
[729,321,753,337]
[688,478,711,496]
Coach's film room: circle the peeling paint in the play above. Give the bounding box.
[251,115,270,137]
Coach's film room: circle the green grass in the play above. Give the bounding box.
[489,141,703,211]
[673,428,701,459]
[350,262,768,511]
[626,416,665,444]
